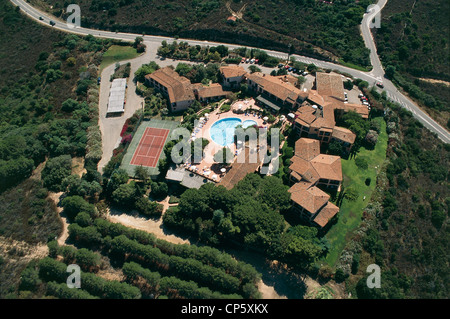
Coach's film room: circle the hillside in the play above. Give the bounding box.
[340,92,450,299]
[31,0,374,68]
[374,0,450,128]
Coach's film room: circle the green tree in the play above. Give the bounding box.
[41,155,72,192]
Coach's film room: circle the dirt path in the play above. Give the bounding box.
[47,192,69,246]
[418,77,450,87]
[108,208,190,245]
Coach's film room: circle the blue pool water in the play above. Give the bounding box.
[210,118,257,146]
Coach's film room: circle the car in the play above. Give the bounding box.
[288,67,293,72]
[302,71,308,76]
[245,59,250,63]
[358,93,364,98]
[292,68,297,73]
[49,20,55,26]
[376,82,384,88]
[241,58,246,63]
[97,77,101,85]
[284,65,289,69]
[278,63,284,68]
[39,17,43,21]
[255,59,259,64]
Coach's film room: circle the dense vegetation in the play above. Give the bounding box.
[163,174,330,271]
[338,91,449,299]
[33,0,373,68]
[374,0,450,127]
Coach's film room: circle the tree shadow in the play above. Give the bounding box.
[220,243,308,299]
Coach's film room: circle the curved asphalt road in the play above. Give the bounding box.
[10,0,450,143]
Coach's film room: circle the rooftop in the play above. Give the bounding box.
[315,72,345,101]
[289,181,330,215]
[195,83,230,99]
[332,126,356,144]
[220,65,247,79]
[107,78,127,113]
[146,67,195,103]
[246,72,303,103]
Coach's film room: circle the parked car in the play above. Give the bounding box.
[39,17,44,21]
[241,58,246,63]
[376,82,384,88]
[245,59,250,63]
[358,93,364,98]
[302,71,308,76]
[288,67,293,72]
[278,63,284,68]
[49,20,55,26]
[97,77,101,85]
[255,59,259,64]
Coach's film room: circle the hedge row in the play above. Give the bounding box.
[122,261,242,299]
[107,235,242,296]
[93,219,260,285]
[38,257,141,299]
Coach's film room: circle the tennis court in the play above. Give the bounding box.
[120,118,180,177]
[130,128,170,168]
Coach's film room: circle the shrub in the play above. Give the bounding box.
[355,156,369,170]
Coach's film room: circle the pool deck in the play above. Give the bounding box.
[185,98,267,183]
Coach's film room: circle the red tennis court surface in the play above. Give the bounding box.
[130,127,170,168]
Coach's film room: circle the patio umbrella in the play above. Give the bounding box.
[191,165,196,170]
[220,168,226,173]
[263,116,269,121]
[204,113,209,118]
[199,117,205,121]
[212,174,218,180]
[288,113,295,119]
[204,171,211,176]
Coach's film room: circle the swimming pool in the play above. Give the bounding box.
[209,118,257,146]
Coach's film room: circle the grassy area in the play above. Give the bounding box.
[338,59,373,72]
[100,45,139,72]
[323,117,387,267]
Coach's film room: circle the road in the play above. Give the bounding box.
[10,0,450,144]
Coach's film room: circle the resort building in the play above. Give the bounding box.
[288,138,342,228]
[246,73,308,112]
[220,65,247,89]
[145,67,196,112]
[293,72,368,151]
[194,83,231,104]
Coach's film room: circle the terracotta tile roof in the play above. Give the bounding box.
[337,103,370,118]
[332,126,356,144]
[289,182,330,214]
[246,73,303,103]
[295,106,317,125]
[289,156,320,184]
[146,67,195,103]
[312,201,339,227]
[307,90,326,106]
[309,105,335,130]
[316,72,345,101]
[220,65,246,79]
[290,138,342,183]
[195,83,230,99]
[294,138,320,161]
[310,154,343,182]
